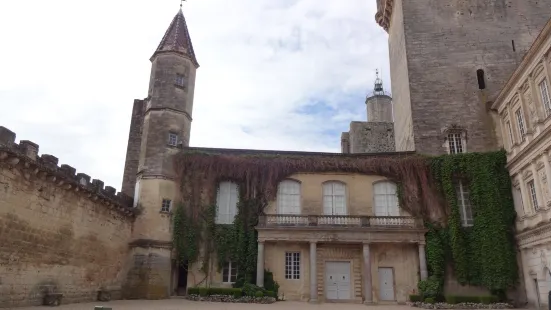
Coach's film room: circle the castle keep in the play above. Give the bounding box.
[1,1,551,308]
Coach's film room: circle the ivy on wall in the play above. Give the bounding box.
[423,150,518,296]
[172,149,518,294]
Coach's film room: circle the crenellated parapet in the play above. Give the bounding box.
[0,126,135,217]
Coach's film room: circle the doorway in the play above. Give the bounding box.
[177,261,188,296]
[325,261,351,300]
[378,267,395,301]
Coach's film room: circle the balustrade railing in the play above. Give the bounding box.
[258,214,422,228]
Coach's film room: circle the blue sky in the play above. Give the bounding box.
[0,0,391,190]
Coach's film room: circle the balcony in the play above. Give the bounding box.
[256,214,426,244]
[257,214,423,229]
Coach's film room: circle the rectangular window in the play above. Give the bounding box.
[285,252,300,280]
[456,181,473,227]
[540,79,551,117]
[168,133,178,147]
[175,74,186,87]
[447,133,464,154]
[515,109,526,139]
[216,182,239,224]
[222,261,238,283]
[506,120,514,148]
[322,182,347,215]
[161,199,171,213]
[528,180,539,211]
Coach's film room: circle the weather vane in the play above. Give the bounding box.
[180,0,185,9]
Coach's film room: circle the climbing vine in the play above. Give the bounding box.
[171,149,518,294]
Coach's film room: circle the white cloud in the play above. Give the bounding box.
[0,0,391,189]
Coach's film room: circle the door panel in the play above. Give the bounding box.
[325,262,351,300]
[378,267,395,301]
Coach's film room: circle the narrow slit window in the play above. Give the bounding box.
[477,69,486,90]
[512,40,516,52]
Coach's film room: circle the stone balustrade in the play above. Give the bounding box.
[258,214,422,229]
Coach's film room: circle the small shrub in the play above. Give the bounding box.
[410,295,422,302]
[233,290,242,299]
[480,296,499,304]
[187,288,200,295]
[198,288,208,297]
[255,291,264,298]
[424,297,435,304]
[207,288,242,296]
[264,291,276,298]
[242,283,262,297]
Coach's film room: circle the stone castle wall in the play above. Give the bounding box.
[348,122,395,154]
[121,99,145,197]
[0,126,135,308]
[382,0,551,155]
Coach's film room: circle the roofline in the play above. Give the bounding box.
[182,146,417,158]
[491,17,551,110]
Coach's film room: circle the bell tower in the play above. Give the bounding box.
[121,6,199,299]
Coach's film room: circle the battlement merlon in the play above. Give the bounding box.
[0,126,135,217]
[375,0,393,32]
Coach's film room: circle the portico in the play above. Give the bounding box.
[255,214,428,303]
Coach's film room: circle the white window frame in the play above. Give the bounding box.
[528,180,539,211]
[175,74,186,87]
[515,108,526,140]
[447,132,464,154]
[277,180,301,215]
[222,261,238,283]
[161,198,171,213]
[506,120,514,148]
[322,182,347,215]
[456,181,473,227]
[539,78,551,117]
[373,181,399,217]
[216,181,239,224]
[168,133,178,147]
[285,252,300,280]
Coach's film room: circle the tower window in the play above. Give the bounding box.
[447,133,464,154]
[168,133,178,146]
[161,199,172,213]
[477,69,486,90]
[175,74,186,87]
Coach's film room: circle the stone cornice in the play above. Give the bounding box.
[0,126,136,218]
[491,18,551,111]
[517,221,551,249]
[375,0,394,32]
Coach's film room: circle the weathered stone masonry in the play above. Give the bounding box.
[0,126,135,308]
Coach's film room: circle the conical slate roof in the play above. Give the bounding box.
[152,8,199,68]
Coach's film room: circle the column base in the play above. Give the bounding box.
[309,299,319,304]
[363,300,374,305]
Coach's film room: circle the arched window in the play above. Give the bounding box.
[477,69,486,90]
[373,181,399,217]
[277,180,301,214]
[323,181,347,215]
[216,181,239,224]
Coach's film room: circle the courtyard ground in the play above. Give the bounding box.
[13,299,519,310]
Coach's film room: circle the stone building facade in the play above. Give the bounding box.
[491,19,551,308]
[376,0,551,155]
[0,127,135,307]
[341,74,395,154]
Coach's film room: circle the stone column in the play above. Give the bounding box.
[419,243,428,280]
[362,243,373,304]
[256,242,265,287]
[310,242,318,303]
[531,162,544,210]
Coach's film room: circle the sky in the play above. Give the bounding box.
[0,0,391,190]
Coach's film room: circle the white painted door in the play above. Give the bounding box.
[325,262,351,300]
[378,267,395,301]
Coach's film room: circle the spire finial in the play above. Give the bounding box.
[374,69,384,95]
[180,0,185,9]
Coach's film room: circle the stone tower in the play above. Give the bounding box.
[366,70,393,122]
[121,7,199,299]
[341,72,395,154]
[376,0,551,155]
